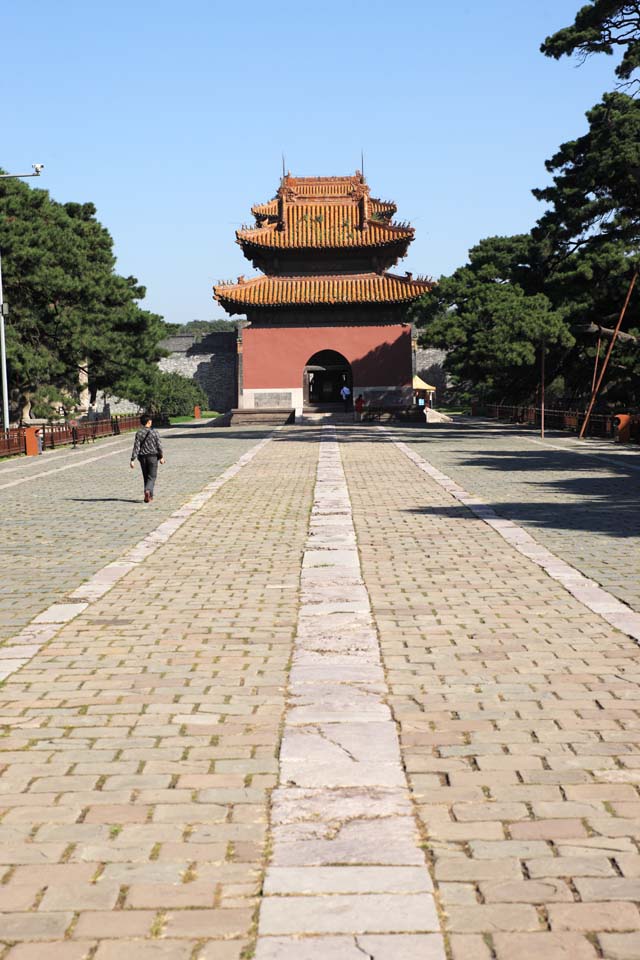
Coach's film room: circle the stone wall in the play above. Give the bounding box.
[415,346,448,397]
[157,332,237,412]
[92,392,141,416]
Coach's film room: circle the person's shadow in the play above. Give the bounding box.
[66,497,141,503]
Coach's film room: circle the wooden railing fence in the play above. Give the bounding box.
[0,415,141,459]
[477,404,637,440]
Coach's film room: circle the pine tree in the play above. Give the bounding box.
[0,176,165,419]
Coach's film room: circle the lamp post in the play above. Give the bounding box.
[0,164,45,431]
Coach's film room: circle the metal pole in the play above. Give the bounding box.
[0,251,9,431]
[540,339,545,440]
[579,271,638,440]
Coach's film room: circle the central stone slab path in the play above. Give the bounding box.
[255,429,445,959]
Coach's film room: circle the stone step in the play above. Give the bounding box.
[212,409,295,427]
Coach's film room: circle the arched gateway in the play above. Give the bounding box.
[303,350,352,407]
[214,172,432,418]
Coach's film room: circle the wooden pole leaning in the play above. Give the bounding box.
[578,270,638,441]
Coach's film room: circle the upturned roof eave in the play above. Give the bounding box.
[213,273,432,311]
[214,294,425,312]
[235,226,414,253]
[250,197,398,218]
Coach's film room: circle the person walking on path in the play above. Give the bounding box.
[130,414,165,503]
[354,394,364,422]
[340,383,351,412]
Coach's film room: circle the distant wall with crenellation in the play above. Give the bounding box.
[157,332,237,411]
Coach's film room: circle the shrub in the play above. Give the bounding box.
[139,371,208,417]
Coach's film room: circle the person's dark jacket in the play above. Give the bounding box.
[131,427,163,460]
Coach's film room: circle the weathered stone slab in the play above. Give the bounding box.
[296,633,380,654]
[303,549,361,569]
[300,584,368,602]
[270,817,424,866]
[289,663,384,684]
[33,602,88,623]
[301,568,362,585]
[293,649,380,666]
[279,760,406,789]
[259,893,439,934]
[279,723,401,765]
[287,688,390,723]
[298,600,371,615]
[264,866,433,894]
[270,786,412,824]
[255,935,445,959]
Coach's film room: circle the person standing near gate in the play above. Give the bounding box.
[340,383,351,412]
[130,414,165,503]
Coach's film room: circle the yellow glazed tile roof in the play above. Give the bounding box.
[251,197,396,219]
[294,178,357,196]
[251,199,279,217]
[214,272,432,310]
[238,204,413,250]
[285,174,365,196]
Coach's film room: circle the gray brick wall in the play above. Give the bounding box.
[415,347,448,396]
[92,392,141,416]
[158,332,237,412]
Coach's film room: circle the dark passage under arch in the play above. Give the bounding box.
[303,350,352,406]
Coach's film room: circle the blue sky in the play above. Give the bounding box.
[4,0,618,324]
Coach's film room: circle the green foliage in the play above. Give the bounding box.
[414,79,640,407]
[126,370,208,417]
[533,93,640,253]
[541,2,640,85]
[162,318,239,338]
[28,385,72,420]
[533,92,640,405]
[412,236,574,401]
[0,175,166,419]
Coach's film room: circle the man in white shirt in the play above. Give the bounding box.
[340,384,351,412]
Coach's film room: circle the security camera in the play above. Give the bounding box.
[32,163,44,175]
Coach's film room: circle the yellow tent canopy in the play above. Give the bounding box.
[412,375,436,392]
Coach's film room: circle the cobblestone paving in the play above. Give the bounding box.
[343,431,640,960]
[0,430,317,958]
[398,419,640,614]
[0,425,270,642]
[2,423,640,959]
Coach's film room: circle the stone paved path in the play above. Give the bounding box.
[399,419,640,614]
[1,424,640,959]
[343,430,640,960]
[0,429,316,959]
[0,425,269,642]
